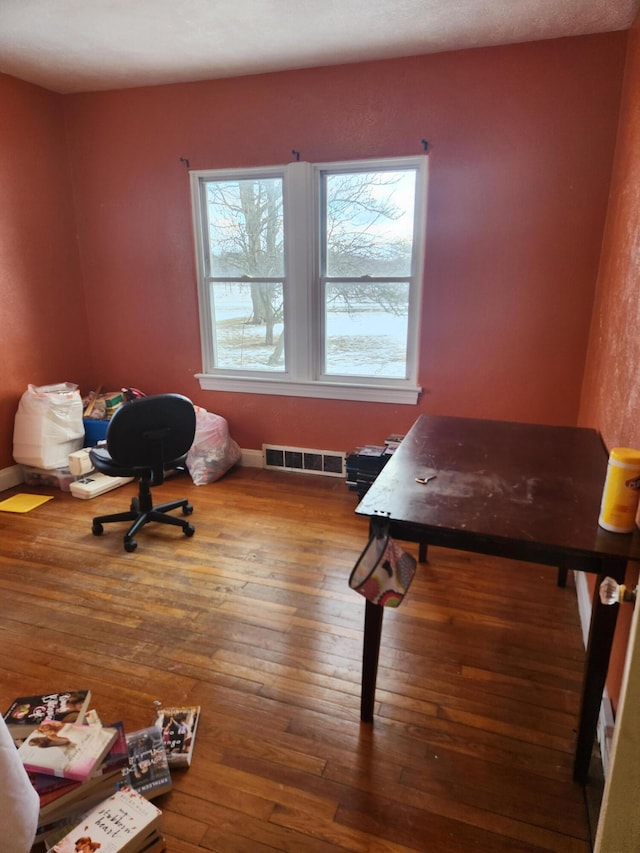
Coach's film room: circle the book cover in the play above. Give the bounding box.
[44,826,166,853]
[44,825,166,853]
[121,726,172,799]
[48,786,161,853]
[154,706,200,767]
[18,721,118,781]
[4,690,91,744]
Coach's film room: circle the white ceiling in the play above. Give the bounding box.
[1,0,638,95]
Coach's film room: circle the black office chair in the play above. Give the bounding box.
[89,393,196,552]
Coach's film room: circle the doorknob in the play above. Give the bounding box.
[599,576,637,606]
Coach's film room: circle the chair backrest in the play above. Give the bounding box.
[105,394,196,472]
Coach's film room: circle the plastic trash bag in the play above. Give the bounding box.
[186,407,241,485]
[13,382,84,469]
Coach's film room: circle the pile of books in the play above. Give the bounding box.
[346,434,404,498]
[2,690,200,851]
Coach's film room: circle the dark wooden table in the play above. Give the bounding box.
[355,414,640,784]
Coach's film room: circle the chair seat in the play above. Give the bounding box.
[89,446,188,482]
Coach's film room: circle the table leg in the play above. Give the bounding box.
[360,599,384,722]
[573,559,626,784]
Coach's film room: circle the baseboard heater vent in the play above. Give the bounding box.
[262,444,345,478]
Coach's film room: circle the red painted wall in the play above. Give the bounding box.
[0,75,92,469]
[580,14,640,712]
[61,34,625,452]
[0,27,636,716]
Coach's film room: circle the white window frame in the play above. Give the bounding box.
[190,155,427,404]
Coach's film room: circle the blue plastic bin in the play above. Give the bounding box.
[83,418,109,447]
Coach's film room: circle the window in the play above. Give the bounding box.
[190,155,427,403]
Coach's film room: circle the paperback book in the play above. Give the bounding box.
[37,768,122,833]
[99,721,130,775]
[36,721,127,816]
[45,826,166,853]
[153,705,200,767]
[47,786,161,853]
[18,720,118,781]
[121,726,172,799]
[3,690,91,744]
[30,771,78,801]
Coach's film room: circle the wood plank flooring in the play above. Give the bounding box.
[0,466,600,851]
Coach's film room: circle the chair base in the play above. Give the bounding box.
[92,495,195,552]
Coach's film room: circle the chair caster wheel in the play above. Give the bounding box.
[92,522,104,536]
[183,503,193,516]
[184,523,195,537]
[124,538,138,552]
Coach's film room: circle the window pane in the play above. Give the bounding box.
[211,282,284,371]
[324,170,416,278]
[324,282,409,378]
[205,178,284,277]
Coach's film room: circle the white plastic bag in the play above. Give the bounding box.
[186,407,241,485]
[13,382,84,469]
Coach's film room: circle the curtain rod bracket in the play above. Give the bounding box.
[180,157,190,168]
[291,149,300,161]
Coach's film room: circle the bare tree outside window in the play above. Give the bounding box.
[323,169,415,377]
[200,163,420,378]
[325,171,414,278]
[205,178,284,368]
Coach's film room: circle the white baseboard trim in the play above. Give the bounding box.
[0,464,24,492]
[239,448,263,468]
[574,569,614,776]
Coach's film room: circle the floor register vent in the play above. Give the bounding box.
[262,444,345,478]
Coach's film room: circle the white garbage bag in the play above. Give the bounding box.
[13,382,84,470]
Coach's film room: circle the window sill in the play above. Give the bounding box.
[195,374,421,404]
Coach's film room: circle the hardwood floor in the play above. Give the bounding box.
[0,465,600,851]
